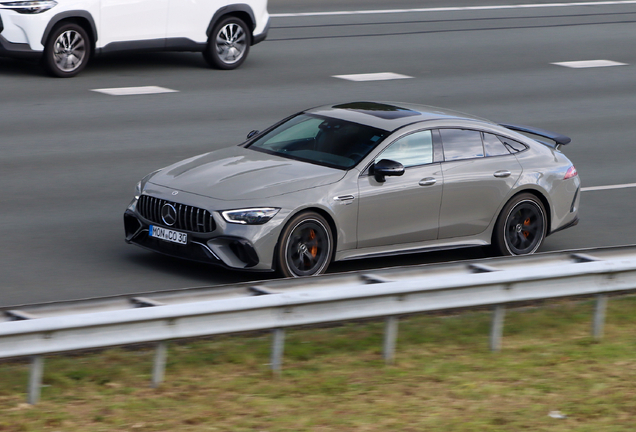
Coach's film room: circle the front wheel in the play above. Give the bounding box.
[42,23,91,78]
[203,17,251,70]
[276,212,333,278]
[492,193,547,256]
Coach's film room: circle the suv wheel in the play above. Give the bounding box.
[42,23,91,78]
[203,17,250,70]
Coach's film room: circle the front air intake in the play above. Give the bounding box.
[137,195,216,233]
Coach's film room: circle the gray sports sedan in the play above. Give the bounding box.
[124,102,580,277]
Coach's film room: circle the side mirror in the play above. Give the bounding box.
[247,130,260,139]
[372,159,405,183]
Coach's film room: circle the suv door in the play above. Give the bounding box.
[357,130,443,248]
[100,0,169,48]
[437,129,523,238]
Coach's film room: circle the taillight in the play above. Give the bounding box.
[564,165,578,180]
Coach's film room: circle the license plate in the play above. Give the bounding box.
[149,225,188,245]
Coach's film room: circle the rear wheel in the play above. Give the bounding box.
[493,193,547,256]
[276,212,333,278]
[203,17,250,70]
[42,23,91,78]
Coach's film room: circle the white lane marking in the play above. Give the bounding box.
[271,1,636,17]
[552,60,628,68]
[582,183,636,191]
[91,86,179,96]
[333,72,413,82]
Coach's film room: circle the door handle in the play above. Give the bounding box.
[419,177,437,186]
[493,170,511,178]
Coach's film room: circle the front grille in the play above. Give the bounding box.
[137,195,216,233]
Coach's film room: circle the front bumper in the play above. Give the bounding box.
[124,193,279,272]
[0,33,39,59]
[0,9,50,57]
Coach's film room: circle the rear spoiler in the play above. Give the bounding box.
[500,123,571,150]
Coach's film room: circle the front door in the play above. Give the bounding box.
[357,130,443,248]
[100,0,169,48]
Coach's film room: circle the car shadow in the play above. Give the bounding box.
[124,249,278,286]
[125,245,492,286]
[0,57,44,77]
[328,247,491,274]
[87,51,209,73]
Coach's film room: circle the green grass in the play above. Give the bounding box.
[0,296,635,431]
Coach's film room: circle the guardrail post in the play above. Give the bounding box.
[151,341,168,388]
[592,294,608,340]
[271,328,285,377]
[490,305,506,352]
[27,355,44,405]
[383,316,399,365]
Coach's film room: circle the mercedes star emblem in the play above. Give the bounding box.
[161,203,177,226]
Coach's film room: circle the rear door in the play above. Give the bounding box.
[357,130,443,248]
[438,129,523,238]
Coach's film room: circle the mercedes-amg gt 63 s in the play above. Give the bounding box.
[124,102,580,277]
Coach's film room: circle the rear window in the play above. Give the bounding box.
[483,133,511,156]
[498,136,528,153]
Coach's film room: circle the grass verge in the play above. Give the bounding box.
[1,296,635,431]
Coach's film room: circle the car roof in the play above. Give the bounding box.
[305,101,496,132]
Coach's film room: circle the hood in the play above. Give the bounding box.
[148,146,346,201]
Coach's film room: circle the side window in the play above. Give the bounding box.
[483,133,511,157]
[439,129,484,161]
[498,136,527,153]
[376,130,433,167]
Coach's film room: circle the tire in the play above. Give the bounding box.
[492,193,547,256]
[42,23,91,78]
[203,17,251,70]
[276,212,333,278]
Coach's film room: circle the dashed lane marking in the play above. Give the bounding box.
[552,60,628,68]
[582,183,636,191]
[91,86,179,96]
[271,1,636,17]
[332,72,413,82]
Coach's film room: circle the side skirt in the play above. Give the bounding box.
[96,38,206,55]
[335,238,490,262]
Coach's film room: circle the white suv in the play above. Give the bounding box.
[0,0,269,77]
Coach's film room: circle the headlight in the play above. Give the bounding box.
[0,0,57,14]
[221,208,280,225]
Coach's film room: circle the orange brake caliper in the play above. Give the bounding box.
[522,218,531,238]
[309,229,318,257]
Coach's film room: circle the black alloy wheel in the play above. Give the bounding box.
[42,23,91,78]
[493,193,547,256]
[203,16,250,70]
[276,212,333,278]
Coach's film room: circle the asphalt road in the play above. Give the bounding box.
[2,0,636,307]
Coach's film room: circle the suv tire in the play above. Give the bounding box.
[203,16,251,70]
[42,23,91,78]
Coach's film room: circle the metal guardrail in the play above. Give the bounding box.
[2,245,636,404]
[4,245,636,319]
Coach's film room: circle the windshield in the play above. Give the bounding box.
[246,113,389,169]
